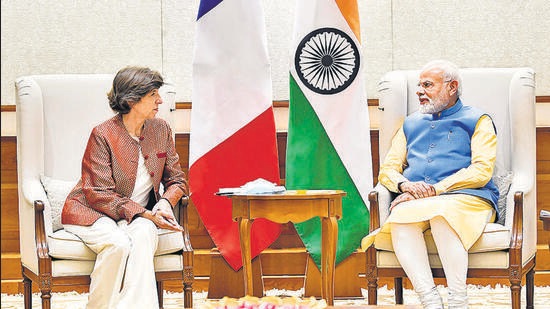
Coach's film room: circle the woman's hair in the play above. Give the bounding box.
[421,59,463,97]
[107,66,164,114]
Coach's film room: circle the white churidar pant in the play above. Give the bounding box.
[64,216,159,309]
[391,216,468,308]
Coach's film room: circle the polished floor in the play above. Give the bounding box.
[2,285,550,308]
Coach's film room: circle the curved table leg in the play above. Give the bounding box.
[321,216,338,306]
[238,217,253,296]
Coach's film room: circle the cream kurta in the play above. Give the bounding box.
[362,115,497,251]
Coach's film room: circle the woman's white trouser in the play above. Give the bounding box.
[391,216,468,309]
[64,217,159,309]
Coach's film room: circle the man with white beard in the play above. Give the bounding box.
[365,60,500,309]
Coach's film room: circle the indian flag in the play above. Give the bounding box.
[286,0,372,268]
[190,0,281,271]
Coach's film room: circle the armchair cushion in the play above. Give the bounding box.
[156,228,186,256]
[376,250,510,269]
[373,223,510,254]
[40,174,77,232]
[48,226,185,260]
[48,229,96,260]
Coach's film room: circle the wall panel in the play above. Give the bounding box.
[2,129,550,293]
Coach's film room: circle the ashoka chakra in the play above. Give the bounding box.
[294,27,360,95]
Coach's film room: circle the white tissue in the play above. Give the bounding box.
[240,178,285,194]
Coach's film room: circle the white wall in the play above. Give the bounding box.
[1,0,549,106]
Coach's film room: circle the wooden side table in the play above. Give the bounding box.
[228,190,345,306]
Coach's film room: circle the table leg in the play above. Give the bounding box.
[321,216,338,306]
[238,217,254,296]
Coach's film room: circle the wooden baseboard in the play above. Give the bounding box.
[1,253,21,280]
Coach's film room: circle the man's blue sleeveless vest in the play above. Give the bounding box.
[402,99,499,210]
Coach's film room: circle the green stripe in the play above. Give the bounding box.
[286,74,370,269]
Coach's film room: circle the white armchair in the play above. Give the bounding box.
[364,68,537,309]
[16,74,194,309]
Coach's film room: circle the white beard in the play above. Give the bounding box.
[419,96,447,114]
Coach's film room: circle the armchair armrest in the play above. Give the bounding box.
[18,178,51,273]
[368,184,392,232]
[507,178,537,263]
[21,177,49,208]
[509,192,524,267]
[175,196,193,253]
[33,200,53,282]
[174,196,194,292]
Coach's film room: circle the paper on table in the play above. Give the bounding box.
[217,178,285,195]
[217,187,242,195]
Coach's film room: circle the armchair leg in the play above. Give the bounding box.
[366,276,378,305]
[510,277,521,309]
[526,267,535,309]
[22,274,31,309]
[40,290,52,309]
[183,264,194,309]
[366,247,378,305]
[394,277,403,304]
[157,281,164,309]
[183,281,193,309]
[39,273,52,309]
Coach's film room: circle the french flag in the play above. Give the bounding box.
[189,0,282,271]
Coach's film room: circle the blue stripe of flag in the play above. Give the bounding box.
[197,0,223,20]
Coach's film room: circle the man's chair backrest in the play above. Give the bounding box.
[366,67,537,309]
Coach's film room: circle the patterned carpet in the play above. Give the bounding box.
[2,285,550,308]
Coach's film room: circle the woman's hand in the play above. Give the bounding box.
[399,181,436,199]
[143,199,183,231]
[390,192,415,211]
